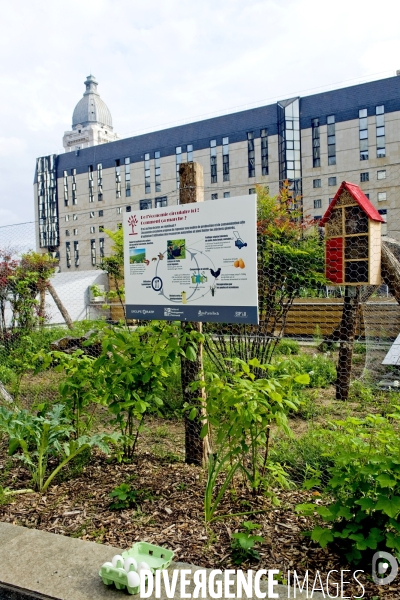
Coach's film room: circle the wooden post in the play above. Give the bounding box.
[179,162,211,466]
[336,286,360,400]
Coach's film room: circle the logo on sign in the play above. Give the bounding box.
[235,311,247,318]
[128,215,139,235]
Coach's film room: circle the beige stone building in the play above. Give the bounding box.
[34,74,400,271]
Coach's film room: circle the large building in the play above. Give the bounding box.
[34,73,400,271]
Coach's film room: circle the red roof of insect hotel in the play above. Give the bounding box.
[320,181,385,226]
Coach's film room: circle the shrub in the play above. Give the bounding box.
[275,353,336,389]
[275,339,300,356]
[296,413,400,564]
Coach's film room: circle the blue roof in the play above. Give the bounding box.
[35,75,400,182]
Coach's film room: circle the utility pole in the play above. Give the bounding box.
[179,162,211,466]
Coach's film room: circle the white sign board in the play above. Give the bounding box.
[123,195,258,324]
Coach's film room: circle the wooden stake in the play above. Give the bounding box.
[179,162,211,466]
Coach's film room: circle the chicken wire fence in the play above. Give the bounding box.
[0,218,399,419]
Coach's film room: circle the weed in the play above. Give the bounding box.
[109,482,154,510]
[231,521,263,565]
[275,339,300,356]
[175,482,187,491]
[153,425,169,440]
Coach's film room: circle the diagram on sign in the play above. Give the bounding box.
[128,229,249,305]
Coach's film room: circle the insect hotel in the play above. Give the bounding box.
[320,181,385,285]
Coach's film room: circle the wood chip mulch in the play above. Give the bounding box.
[0,449,397,599]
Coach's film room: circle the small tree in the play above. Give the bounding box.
[93,228,127,325]
[205,183,325,372]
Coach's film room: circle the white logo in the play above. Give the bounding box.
[235,311,247,318]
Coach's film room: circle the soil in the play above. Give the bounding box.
[0,416,396,599]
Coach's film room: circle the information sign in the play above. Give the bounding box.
[123,195,258,324]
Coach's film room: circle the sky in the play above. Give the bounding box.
[1,0,400,230]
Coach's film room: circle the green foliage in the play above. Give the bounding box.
[193,358,307,515]
[296,413,400,564]
[93,321,200,459]
[274,339,300,356]
[109,482,152,510]
[41,349,99,437]
[0,404,118,492]
[231,521,264,565]
[275,353,336,389]
[94,228,126,324]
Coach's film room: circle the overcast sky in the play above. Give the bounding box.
[1,0,400,230]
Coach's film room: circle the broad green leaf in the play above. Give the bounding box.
[311,527,334,548]
[376,496,400,518]
[294,374,310,385]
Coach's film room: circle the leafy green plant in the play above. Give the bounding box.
[0,404,118,492]
[274,339,300,356]
[93,322,190,460]
[275,353,336,389]
[296,413,400,564]
[231,521,264,565]
[191,358,308,519]
[109,482,151,510]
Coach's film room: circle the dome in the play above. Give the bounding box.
[72,75,113,130]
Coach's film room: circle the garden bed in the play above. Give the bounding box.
[0,418,396,600]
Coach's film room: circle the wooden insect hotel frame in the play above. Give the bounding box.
[320,181,385,285]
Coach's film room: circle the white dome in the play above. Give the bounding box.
[72,75,113,130]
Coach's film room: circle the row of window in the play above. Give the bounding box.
[313,190,388,210]
[66,239,105,268]
[313,169,386,189]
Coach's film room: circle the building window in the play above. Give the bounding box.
[154,151,161,192]
[63,170,69,206]
[73,213,77,220]
[249,188,256,195]
[376,105,385,158]
[125,157,131,197]
[71,168,77,204]
[73,228,78,236]
[90,226,95,234]
[88,165,94,202]
[155,196,167,208]
[378,192,387,202]
[99,225,104,232]
[99,210,103,216]
[327,115,336,165]
[117,223,122,229]
[210,140,217,183]
[261,128,268,175]
[313,179,321,188]
[99,238,105,258]
[223,192,230,198]
[312,118,320,167]
[90,211,94,218]
[360,172,369,182]
[66,242,71,268]
[90,239,96,266]
[65,229,70,236]
[377,170,386,179]
[314,199,322,209]
[329,197,334,204]
[97,163,103,200]
[140,199,152,210]
[176,147,182,188]
[211,193,218,200]
[115,159,121,198]
[187,144,193,162]
[247,132,255,178]
[65,215,69,222]
[222,137,229,182]
[74,241,79,267]
[379,209,388,235]
[328,177,337,186]
[126,206,131,212]
[359,109,368,160]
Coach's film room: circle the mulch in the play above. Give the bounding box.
[0,444,397,599]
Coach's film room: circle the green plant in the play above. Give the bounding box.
[274,339,300,356]
[94,322,187,459]
[231,521,264,565]
[109,482,151,510]
[275,353,336,389]
[192,358,308,519]
[0,404,118,492]
[296,413,400,564]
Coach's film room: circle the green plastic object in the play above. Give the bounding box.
[99,542,174,595]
